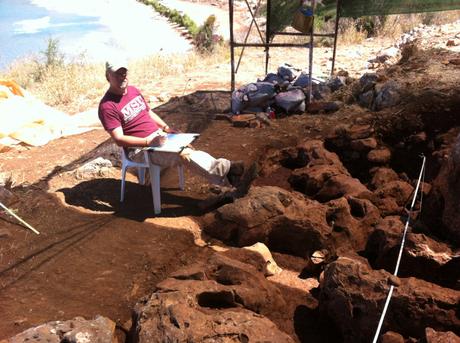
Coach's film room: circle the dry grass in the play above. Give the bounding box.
[378,11,460,39]
[0,10,458,114]
[0,45,229,114]
[338,18,367,45]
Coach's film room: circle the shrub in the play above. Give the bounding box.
[194,15,223,54]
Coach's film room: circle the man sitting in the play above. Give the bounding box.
[98,57,244,187]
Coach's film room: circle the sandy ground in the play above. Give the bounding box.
[30,0,192,61]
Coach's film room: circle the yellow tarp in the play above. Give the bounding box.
[0,79,98,147]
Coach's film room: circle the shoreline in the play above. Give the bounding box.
[14,0,192,65]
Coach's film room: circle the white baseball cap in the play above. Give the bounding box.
[105,57,128,72]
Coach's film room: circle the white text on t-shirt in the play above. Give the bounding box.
[121,95,147,122]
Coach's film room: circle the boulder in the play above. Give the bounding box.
[424,133,460,244]
[74,157,113,179]
[326,196,381,253]
[4,316,116,343]
[202,186,332,258]
[289,163,349,196]
[133,253,295,343]
[358,73,379,93]
[365,216,456,285]
[327,76,347,91]
[320,257,460,342]
[358,90,375,108]
[349,137,378,152]
[374,180,414,207]
[381,331,405,343]
[367,148,392,164]
[281,139,345,169]
[369,167,400,190]
[315,174,371,202]
[370,179,415,216]
[373,81,401,111]
[425,327,460,343]
[343,124,374,140]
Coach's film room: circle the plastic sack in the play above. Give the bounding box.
[231,82,277,114]
[275,89,306,113]
[277,63,299,82]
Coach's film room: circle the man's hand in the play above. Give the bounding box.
[146,131,167,146]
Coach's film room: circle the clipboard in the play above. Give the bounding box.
[146,133,199,153]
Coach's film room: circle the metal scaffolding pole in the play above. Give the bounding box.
[331,0,342,76]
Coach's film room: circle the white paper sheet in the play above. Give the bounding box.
[147,133,199,153]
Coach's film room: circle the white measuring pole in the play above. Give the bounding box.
[0,201,40,235]
[372,155,426,343]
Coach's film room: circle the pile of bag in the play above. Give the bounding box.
[231,63,330,116]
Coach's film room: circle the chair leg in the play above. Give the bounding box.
[138,167,146,185]
[149,164,162,215]
[178,165,185,190]
[120,165,127,202]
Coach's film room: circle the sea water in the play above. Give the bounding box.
[0,0,105,69]
[0,0,191,71]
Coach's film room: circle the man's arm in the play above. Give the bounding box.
[109,127,166,147]
[149,110,176,132]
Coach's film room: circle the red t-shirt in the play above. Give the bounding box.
[98,85,160,138]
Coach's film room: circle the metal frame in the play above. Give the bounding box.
[229,0,342,102]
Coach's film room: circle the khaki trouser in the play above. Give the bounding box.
[130,147,231,185]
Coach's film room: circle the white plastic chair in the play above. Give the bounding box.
[120,148,185,214]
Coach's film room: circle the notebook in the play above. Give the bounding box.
[146,133,199,153]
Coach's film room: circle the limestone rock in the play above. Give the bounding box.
[243,242,282,276]
[5,316,116,343]
[74,157,113,179]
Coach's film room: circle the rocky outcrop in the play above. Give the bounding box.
[315,173,371,202]
[425,133,460,245]
[2,316,117,343]
[425,327,460,343]
[202,186,332,258]
[326,196,381,253]
[319,257,460,342]
[365,216,457,286]
[132,253,295,343]
[372,180,414,216]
